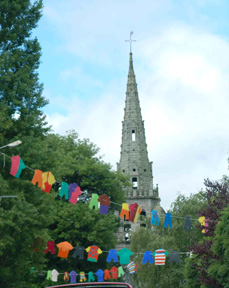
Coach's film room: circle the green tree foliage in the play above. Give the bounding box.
[185,178,229,288]
[208,205,229,288]
[129,192,206,288]
[0,2,129,287]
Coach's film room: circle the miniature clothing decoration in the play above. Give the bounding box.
[129,203,142,222]
[47,270,52,280]
[120,203,129,220]
[72,246,85,259]
[96,269,104,282]
[106,249,119,263]
[117,248,133,264]
[86,245,102,262]
[164,213,172,228]
[151,210,160,226]
[118,266,125,277]
[80,272,86,282]
[110,266,118,279]
[104,269,111,280]
[142,251,154,264]
[44,241,55,254]
[88,271,95,282]
[153,249,169,265]
[59,182,69,200]
[68,183,81,204]
[69,271,77,284]
[98,194,110,215]
[64,272,69,281]
[168,251,180,263]
[199,216,209,233]
[56,241,73,258]
[89,193,99,210]
[10,156,26,178]
[52,269,59,282]
[127,262,137,274]
[41,171,56,193]
[32,169,43,187]
[184,216,192,230]
[205,218,209,233]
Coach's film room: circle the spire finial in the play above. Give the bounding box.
[125,31,136,53]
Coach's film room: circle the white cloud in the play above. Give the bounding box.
[41,1,229,210]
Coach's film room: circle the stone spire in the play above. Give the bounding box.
[117,52,160,221]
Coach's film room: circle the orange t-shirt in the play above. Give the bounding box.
[56,241,73,258]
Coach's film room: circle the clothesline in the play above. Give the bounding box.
[0,152,201,223]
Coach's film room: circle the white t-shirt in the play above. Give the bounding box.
[52,269,59,282]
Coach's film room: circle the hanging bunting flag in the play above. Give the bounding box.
[118,266,125,277]
[106,249,119,263]
[152,248,169,265]
[89,193,99,210]
[80,272,87,282]
[184,216,192,230]
[164,212,172,228]
[41,171,56,193]
[68,183,81,204]
[98,194,110,215]
[120,203,129,220]
[168,251,180,263]
[56,241,73,258]
[69,270,78,284]
[110,266,118,279]
[10,156,26,178]
[86,245,102,262]
[52,269,59,282]
[104,269,111,280]
[59,182,69,200]
[44,241,55,254]
[32,169,43,187]
[88,271,95,282]
[72,246,85,260]
[127,261,137,274]
[47,270,52,280]
[129,203,141,223]
[142,251,154,264]
[151,210,160,226]
[96,269,104,282]
[117,248,133,264]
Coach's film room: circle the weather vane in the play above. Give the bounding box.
[125,31,136,53]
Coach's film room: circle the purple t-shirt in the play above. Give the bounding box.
[69,270,77,283]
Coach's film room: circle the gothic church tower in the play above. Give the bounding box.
[117,52,161,241]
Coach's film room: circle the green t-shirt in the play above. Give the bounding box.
[117,248,133,264]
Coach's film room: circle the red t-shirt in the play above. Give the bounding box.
[129,203,138,222]
[110,266,118,279]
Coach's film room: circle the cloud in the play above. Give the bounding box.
[40,1,229,210]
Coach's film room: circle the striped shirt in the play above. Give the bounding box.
[152,249,169,265]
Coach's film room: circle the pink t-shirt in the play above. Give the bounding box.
[69,185,81,204]
[10,156,20,176]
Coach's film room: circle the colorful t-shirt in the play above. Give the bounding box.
[68,183,81,204]
[127,261,137,274]
[56,241,74,258]
[129,203,141,222]
[32,169,43,187]
[59,182,69,200]
[41,171,56,193]
[86,245,102,262]
[152,248,169,265]
[117,248,133,264]
[110,266,118,279]
[10,156,26,178]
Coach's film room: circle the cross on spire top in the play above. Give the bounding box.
[125,31,136,53]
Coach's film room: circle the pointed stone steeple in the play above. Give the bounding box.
[117,53,161,236]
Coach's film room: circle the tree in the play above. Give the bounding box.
[208,204,229,288]
[129,192,206,288]
[185,178,229,288]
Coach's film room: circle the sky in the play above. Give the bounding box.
[35,0,229,210]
